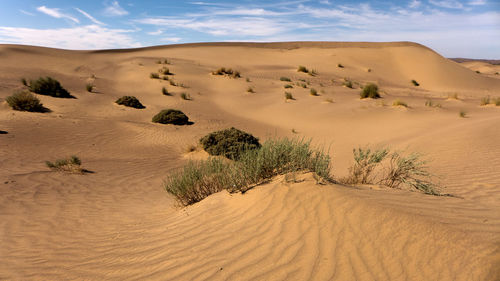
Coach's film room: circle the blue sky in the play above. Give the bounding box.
[0,0,498,58]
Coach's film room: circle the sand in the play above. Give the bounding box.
[1,42,499,280]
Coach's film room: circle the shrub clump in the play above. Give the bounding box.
[6,91,48,112]
[28,77,73,98]
[297,66,309,73]
[310,88,318,96]
[393,99,408,107]
[411,79,420,86]
[343,79,353,88]
[165,138,331,205]
[211,67,240,78]
[280,77,291,82]
[115,96,145,109]
[46,156,84,174]
[152,109,190,125]
[284,84,293,89]
[285,92,294,100]
[360,83,380,99]
[200,127,261,160]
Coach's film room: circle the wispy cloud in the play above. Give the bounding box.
[428,0,464,9]
[75,8,104,25]
[0,25,140,49]
[409,0,421,8]
[19,9,35,16]
[468,0,486,5]
[37,6,80,23]
[162,37,182,42]
[103,1,129,16]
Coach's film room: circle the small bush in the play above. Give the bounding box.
[480,96,490,106]
[297,65,308,73]
[494,98,500,106]
[162,76,169,81]
[162,87,171,96]
[180,93,191,100]
[212,67,240,78]
[308,69,317,76]
[284,84,293,89]
[46,156,84,174]
[411,80,419,86]
[6,91,48,112]
[86,84,93,92]
[247,86,255,93]
[246,77,251,82]
[393,99,408,107]
[160,67,172,75]
[310,88,318,96]
[337,63,344,68]
[169,79,176,86]
[150,73,160,79]
[343,79,353,88]
[285,92,294,100]
[165,138,331,205]
[459,110,467,118]
[280,77,291,82]
[28,77,73,98]
[152,109,190,125]
[199,127,261,160]
[360,83,380,99]
[115,96,145,109]
[21,78,27,86]
[343,147,389,184]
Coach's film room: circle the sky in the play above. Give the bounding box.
[0,0,498,58]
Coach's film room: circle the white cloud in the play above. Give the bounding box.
[409,0,421,8]
[147,29,163,35]
[320,0,331,4]
[468,0,486,5]
[19,9,35,16]
[103,1,129,16]
[428,0,464,9]
[75,8,104,25]
[37,6,80,23]
[0,25,141,50]
[162,37,182,42]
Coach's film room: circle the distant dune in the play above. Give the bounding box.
[1,42,499,280]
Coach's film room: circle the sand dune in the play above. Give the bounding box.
[1,42,499,280]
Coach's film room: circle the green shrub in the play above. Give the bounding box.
[480,96,490,106]
[310,88,318,96]
[284,84,293,89]
[199,127,261,160]
[165,138,331,205]
[360,83,380,99]
[297,65,308,73]
[6,91,48,112]
[342,147,389,184]
[280,77,291,82]
[86,84,93,92]
[150,72,160,79]
[115,96,145,109]
[28,77,73,98]
[459,110,467,118]
[162,87,170,96]
[285,92,294,100]
[411,80,420,86]
[343,79,353,88]
[46,155,84,174]
[152,109,190,125]
[180,92,191,100]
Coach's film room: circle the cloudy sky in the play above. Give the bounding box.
[0,0,498,58]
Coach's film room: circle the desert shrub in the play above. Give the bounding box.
[309,69,317,76]
[21,78,27,86]
[246,77,251,82]
[459,110,467,118]
[160,67,172,75]
[199,127,261,160]
[343,79,353,88]
[162,87,170,96]
[393,99,408,107]
[86,84,93,92]
[28,77,73,98]
[46,155,84,174]
[162,76,169,81]
[180,93,191,100]
[150,73,160,79]
[425,99,442,108]
[169,79,176,86]
[494,98,500,106]
[152,109,190,125]
[297,65,308,73]
[280,77,291,82]
[285,92,294,100]
[476,70,480,74]
[156,60,162,64]
[284,84,293,89]
[360,83,380,99]
[337,63,344,68]
[310,88,318,96]
[411,80,420,86]
[324,98,333,103]
[480,96,490,106]
[247,86,255,93]
[165,138,332,205]
[6,91,48,112]
[212,67,240,78]
[115,96,145,109]
[342,147,389,184]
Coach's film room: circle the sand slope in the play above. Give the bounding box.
[1,42,500,280]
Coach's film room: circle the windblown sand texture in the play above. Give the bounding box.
[1,42,500,280]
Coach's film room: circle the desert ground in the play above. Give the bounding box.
[1,42,500,280]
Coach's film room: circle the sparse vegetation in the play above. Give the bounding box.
[6,91,48,112]
[297,65,309,73]
[310,88,318,96]
[284,84,293,89]
[200,127,261,160]
[246,77,251,82]
[360,83,380,99]
[160,67,172,75]
[162,87,170,96]
[324,98,333,103]
[46,156,84,174]
[27,77,73,98]
[494,97,500,106]
[180,92,191,100]
[448,93,459,100]
[343,79,353,89]
[152,109,190,125]
[150,72,160,79]
[459,110,467,118]
[343,147,389,185]
[211,67,241,78]
[115,96,145,109]
[393,99,408,107]
[165,137,331,205]
[280,77,291,82]
[480,96,490,106]
[476,70,480,74]
[285,92,294,100]
[86,84,93,92]
[21,78,27,86]
[425,99,442,108]
[169,79,176,86]
[411,80,420,86]
[337,63,344,68]
[247,86,255,93]
[309,69,318,76]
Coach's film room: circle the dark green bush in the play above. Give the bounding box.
[284,84,293,89]
[200,127,261,160]
[360,83,380,99]
[6,91,48,112]
[297,66,308,73]
[162,87,170,96]
[280,77,291,82]
[152,109,190,125]
[28,77,73,98]
[115,96,145,109]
